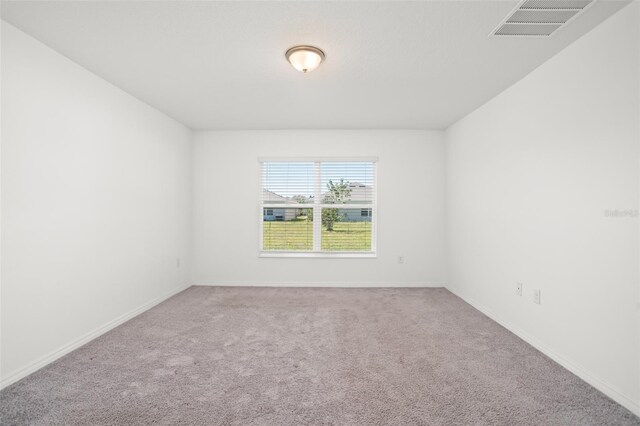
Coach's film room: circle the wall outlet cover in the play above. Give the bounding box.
[533,289,541,304]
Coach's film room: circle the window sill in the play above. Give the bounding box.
[259,251,377,259]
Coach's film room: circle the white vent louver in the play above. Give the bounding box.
[492,0,595,37]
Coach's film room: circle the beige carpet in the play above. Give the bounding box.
[1,286,638,425]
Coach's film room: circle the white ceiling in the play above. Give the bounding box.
[0,1,629,130]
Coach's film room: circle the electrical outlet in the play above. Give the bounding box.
[516,282,522,296]
[533,289,541,304]
[398,255,404,264]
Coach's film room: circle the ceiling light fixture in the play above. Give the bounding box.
[285,45,325,73]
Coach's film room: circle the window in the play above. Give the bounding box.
[260,159,377,257]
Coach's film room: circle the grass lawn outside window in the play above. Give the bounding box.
[263,217,372,252]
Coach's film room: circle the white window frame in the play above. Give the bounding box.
[258,157,377,258]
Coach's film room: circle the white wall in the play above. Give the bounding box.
[445,3,639,415]
[1,23,192,386]
[193,130,445,286]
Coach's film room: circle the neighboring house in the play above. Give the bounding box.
[324,182,373,222]
[345,182,373,204]
[343,208,372,222]
[263,183,372,222]
[263,189,306,221]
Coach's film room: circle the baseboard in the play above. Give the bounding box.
[446,286,640,417]
[0,283,191,390]
[193,281,445,288]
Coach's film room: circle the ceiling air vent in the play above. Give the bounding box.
[491,0,595,37]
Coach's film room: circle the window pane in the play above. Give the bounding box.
[263,208,313,251]
[320,162,374,204]
[263,162,314,204]
[321,208,372,251]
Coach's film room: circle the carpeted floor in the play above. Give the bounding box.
[1,287,638,425]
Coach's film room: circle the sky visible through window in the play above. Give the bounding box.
[263,161,374,199]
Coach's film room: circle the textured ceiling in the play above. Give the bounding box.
[0,1,630,130]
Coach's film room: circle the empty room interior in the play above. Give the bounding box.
[1,0,639,424]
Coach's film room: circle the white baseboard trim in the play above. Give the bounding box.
[193,281,445,288]
[0,283,191,390]
[446,286,640,417]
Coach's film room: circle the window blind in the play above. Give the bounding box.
[260,159,377,255]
